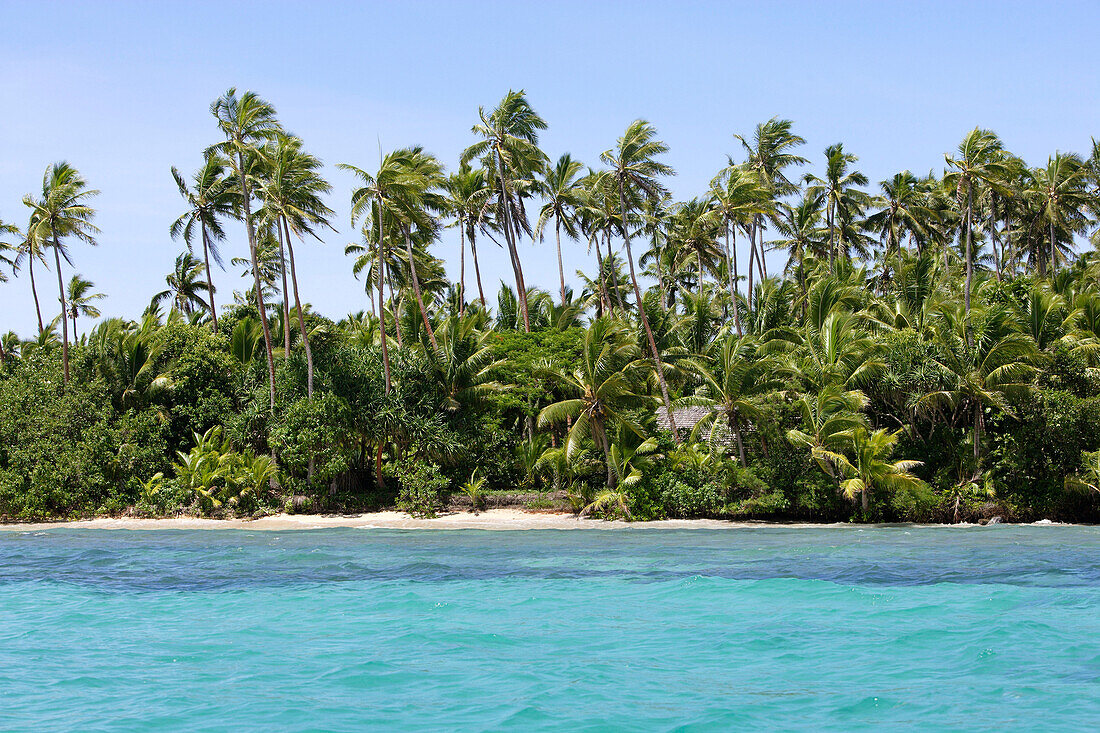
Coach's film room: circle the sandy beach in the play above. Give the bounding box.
[0,509,766,531]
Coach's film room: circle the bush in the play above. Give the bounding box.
[393,459,450,517]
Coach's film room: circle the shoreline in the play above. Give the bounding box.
[0,509,1085,531]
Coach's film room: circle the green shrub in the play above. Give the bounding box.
[393,459,450,517]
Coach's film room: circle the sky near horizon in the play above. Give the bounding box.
[2,0,1099,336]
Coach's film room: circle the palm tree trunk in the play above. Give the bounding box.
[276,223,291,358]
[747,220,756,312]
[236,150,276,411]
[200,224,218,333]
[51,231,70,386]
[828,202,836,270]
[727,225,742,337]
[458,221,467,315]
[494,152,530,331]
[29,255,44,333]
[469,231,486,308]
[965,185,973,318]
[696,244,705,293]
[973,405,982,462]
[555,217,567,304]
[1050,218,1057,276]
[281,218,314,399]
[729,412,747,468]
[756,216,767,279]
[375,194,392,392]
[618,179,679,443]
[862,485,870,514]
[607,230,626,313]
[989,194,1001,282]
[404,227,437,350]
[596,420,615,489]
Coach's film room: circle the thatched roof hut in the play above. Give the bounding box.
[655,406,740,448]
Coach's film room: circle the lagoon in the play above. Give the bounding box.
[2,526,1099,731]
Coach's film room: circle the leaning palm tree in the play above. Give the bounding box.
[66,275,105,337]
[537,318,651,488]
[461,90,548,332]
[813,426,925,516]
[600,119,680,440]
[0,219,16,365]
[13,216,49,333]
[22,162,100,386]
[256,133,335,397]
[535,153,586,304]
[170,153,237,333]
[209,88,282,409]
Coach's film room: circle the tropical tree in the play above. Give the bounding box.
[153,252,211,315]
[535,153,586,304]
[1030,152,1091,276]
[170,153,236,333]
[461,89,548,332]
[209,87,281,409]
[812,426,925,516]
[680,335,781,467]
[22,162,100,386]
[442,164,493,311]
[537,318,651,488]
[943,128,1008,317]
[710,164,769,334]
[600,119,680,440]
[805,143,871,269]
[65,275,105,336]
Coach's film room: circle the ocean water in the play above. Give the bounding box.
[2,527,1100,731]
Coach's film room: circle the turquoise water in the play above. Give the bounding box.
[2,527,1100,731]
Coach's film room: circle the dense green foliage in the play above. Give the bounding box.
[3,90,1100,522]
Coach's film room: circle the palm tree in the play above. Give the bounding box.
[461,90,548,332]
[13,215,49,334]
[600,119,681,441]
[257,133,335,397]
[681,335,781,467]
[209,88,281,409]
[944,128,1008,318]
[170,153,236,333]
[342,147,440,388]
[1031,152,1091,276]
[442,164,493,311]
[420,314,506,413]
[813,426,925,516]
[805,143,871,269]
[919,304,1038,465]
[736,118,809,304]
[65,275,105,336]
[0,219,16,366]
[710,164,769,335]
[866,170,938,260]
[668,197,723,294]
[153,252,211,315]
[537,318,650,488]
[535,154,586,304]
[22,162,100,386]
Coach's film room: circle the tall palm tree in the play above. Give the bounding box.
[1031,152,1091,276]
[66,275,105,336]
[342,147,441,387]
[462,90,548,332]
[944,128,1008,318]
[442,164,493,311]
[601,120,681,441]
[22,162,100,386]
[805,143,870,269]
[736,118,808,304]
[710,163,769,335]
[209,88,281,409]
[535,154,586,304]
[866,170,938,260]
[257,133,335,397]
[537,318,650,488]
[13,215,49,334]
[152,252,211,315]
[0,219,16,366]
[170,153,237,333]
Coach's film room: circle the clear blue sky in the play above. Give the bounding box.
[2,0,1098,336]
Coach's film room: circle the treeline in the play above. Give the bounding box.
[2,89,1100,522]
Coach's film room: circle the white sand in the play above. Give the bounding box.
[0,509,786,531]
